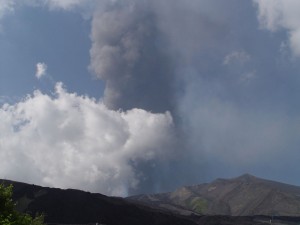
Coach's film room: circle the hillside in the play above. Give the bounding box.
[128,174,300,216]
[0,179,197,225]
[2,175,300,225]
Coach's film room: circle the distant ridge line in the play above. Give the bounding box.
[128,174,300,217]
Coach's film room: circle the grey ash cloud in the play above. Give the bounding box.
[89,0,300,194]
[89,0,174,113]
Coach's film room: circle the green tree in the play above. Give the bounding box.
[0,184,45,225]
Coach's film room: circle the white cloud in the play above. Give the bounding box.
[0,0,15,30]
[0,0,15,18]
[223,51,251,65]
[42,0,96,11]
[0,0,98,23]
[35,62,47,79]
[0,83,175,196]
[253,0,300,56]
[21,0,96,10]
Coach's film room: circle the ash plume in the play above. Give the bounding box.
[89,0,174,113]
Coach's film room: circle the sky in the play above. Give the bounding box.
[1,0,300,197]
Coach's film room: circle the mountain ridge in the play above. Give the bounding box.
[128,174,300,216]
[0,179,198,225]
[3,174,300,224]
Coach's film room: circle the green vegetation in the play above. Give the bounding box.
[0,184,45,225]
[187,197,208,214]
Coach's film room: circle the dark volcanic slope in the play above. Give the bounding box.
[0,179,197,225]
[128,174,300,216]
[3,178,300,225]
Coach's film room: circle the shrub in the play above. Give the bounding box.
[0,184,45,225]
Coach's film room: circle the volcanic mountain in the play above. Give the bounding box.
[2,174,300,225]
[128,174,300,216]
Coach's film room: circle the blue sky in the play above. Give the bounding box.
[1,0,300,196]
[0,3,103,100]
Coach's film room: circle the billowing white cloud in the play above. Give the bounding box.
[0,83,175,196]
[254,0,300,56]
[35,62,47,79]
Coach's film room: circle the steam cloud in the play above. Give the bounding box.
[0,83,175,196]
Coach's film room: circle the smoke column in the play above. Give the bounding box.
[88,0,300,194]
